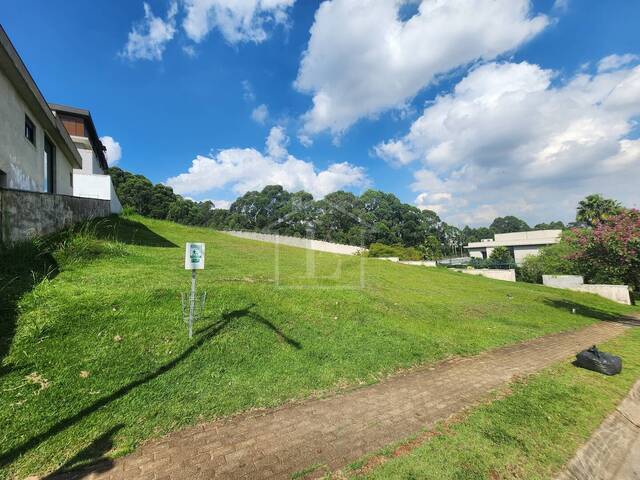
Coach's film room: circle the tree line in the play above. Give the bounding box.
[107,167,607,259]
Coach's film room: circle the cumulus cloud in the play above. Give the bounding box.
[166,127,369,199]
[100,136,122,166]
[182,0,295,44]
[295,0,548,136]
[251,104,269,124]
[121,2,178,61]
[597,53,639,73]
[377,59,640,225]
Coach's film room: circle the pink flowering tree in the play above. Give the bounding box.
[565,209,640,290]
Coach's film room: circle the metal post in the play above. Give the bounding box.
[189,268,196,338]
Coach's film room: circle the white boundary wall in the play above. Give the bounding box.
[399,260,437,267]
[454,268,516,282]
[543,275,631,305]
[223,231,364,255]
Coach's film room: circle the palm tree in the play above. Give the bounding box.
[576,194,622,227]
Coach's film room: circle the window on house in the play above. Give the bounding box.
[25,114,36,145]
[0,169,7,188]
[70,172,73,188]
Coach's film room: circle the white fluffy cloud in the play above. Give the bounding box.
[251,104,269,124]
[121,2,178,61]
[377,59,640,225]
[166,126,369,199]
[295,0,548,136]
[100,136,122,166]
[597,53,639,73]
[182,0,295,44]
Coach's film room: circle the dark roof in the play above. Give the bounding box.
[49,103,109,171]
[0,25,82,168]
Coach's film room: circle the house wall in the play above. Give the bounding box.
[74,141,103,175]
[0,67,44,191]
[0,187,110,244]
[0,68,75,195]
[73,172,122,213]
[513,245,542,265]
[468,249,484,259]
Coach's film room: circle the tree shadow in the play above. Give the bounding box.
[0,313,230,469]
[543,299,640,326]
[0,305,300,471]
[0,241,59,376]
[92,216,177,248]
[236,303,302,349]
[42,424,124,479]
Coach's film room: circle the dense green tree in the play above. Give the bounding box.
[490,216,530,234]
[420,235,442,260]
[315,191,362,244]
[148,184,178,219]
[533,221,565,230]
[576,194,622,227]
[229,185,292,231]
[461,226,493,243]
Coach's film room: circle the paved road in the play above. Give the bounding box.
[48,321,630,480]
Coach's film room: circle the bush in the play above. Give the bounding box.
[518,239,580,283]
[565,209,640,290]
[367,243,423,261]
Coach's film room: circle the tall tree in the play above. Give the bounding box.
[490,216,530,234]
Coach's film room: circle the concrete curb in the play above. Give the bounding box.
[556,379,640,480]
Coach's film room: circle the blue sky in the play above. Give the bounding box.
[2,0,639,226]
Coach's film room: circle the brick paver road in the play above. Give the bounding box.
[50,321,631,480]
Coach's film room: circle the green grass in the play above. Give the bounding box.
[351,327,640,480]
[0,215,636,479]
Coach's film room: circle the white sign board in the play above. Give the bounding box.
[185,243,205,270]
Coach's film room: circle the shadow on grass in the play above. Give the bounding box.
[42,424,124,480]
[0,305,301,473]
[544,299,640,326]
[92,216,177,248]
[0,242,59,375]
[240,303,302,349]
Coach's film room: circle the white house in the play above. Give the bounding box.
[0,25,120,214]
[0,25,81,195]
[465,230,562,265]
[49,104,122,213]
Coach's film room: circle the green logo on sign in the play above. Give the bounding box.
[190,247,201,264]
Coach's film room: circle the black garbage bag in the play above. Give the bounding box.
[575,345,622,376]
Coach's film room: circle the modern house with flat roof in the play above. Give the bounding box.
[50,104,122,213]
[464,230,562,265]
[0,25,81,195]
[0,24,116,243]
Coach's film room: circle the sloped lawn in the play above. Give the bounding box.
[0,215,636,478]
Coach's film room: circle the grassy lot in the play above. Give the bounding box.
[349,326,640,480]
[0,215,636,478]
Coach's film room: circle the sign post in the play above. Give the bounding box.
[184,243,205,338]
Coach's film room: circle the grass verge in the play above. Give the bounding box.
[1,215,637,479]
[344,326,640,480]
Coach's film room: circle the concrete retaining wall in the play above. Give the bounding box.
[0,187,110,244]
[543,275,631,305]
[542,275,585,288]
[455,268,517,282]
[223,231,364,256]
[399,260,437,267]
